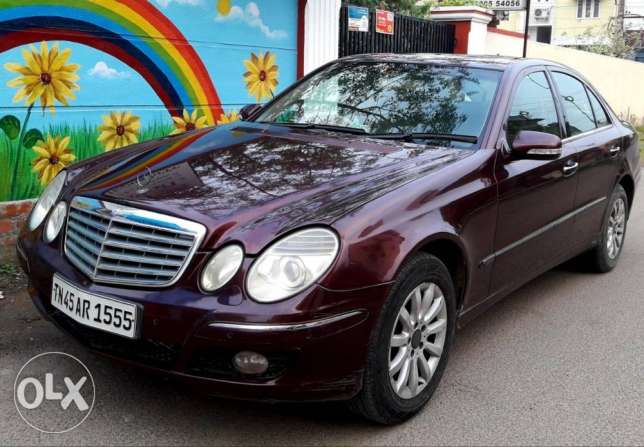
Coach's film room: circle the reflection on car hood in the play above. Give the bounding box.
[74,122,472,250]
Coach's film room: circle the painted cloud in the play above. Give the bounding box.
[88,61,131,79]
[215,2,287,39]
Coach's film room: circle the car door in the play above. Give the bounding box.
[548,70,623,249]
[489,68,579,296]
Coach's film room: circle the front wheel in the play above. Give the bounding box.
[588,184,629,273]
[348,253,456,425]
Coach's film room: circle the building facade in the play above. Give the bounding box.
[625,0,644,61]
[498,0,617,45]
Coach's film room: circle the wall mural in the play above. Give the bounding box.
[0,0,297,201]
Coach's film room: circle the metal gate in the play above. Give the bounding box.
[339,6,455,57]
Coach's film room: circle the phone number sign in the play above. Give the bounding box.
[479,0,527,10]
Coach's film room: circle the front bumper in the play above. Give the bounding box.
[17,233,391,402]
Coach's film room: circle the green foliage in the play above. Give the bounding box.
[347,0,482,16]
[347,0,431,17]
[0,119,174,202]
[0,263,18,276]
[22,129,44,149]
[429,0,483,6]
[0,115,20,140]
[581,18,640,60]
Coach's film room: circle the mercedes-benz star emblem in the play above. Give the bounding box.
[136,167,153,190]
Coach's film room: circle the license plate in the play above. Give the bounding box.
[51,274,139,339]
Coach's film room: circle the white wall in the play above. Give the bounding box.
[304,0,341,75]
[485,30,524,57]
[485,31,644,123]
[467,20,491,55]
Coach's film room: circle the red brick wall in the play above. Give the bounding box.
[0,199,34,263]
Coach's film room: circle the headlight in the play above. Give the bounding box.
[28,171,67,231]
[43,201,67,243]
[200,244,245,292]
[246,227,339,303]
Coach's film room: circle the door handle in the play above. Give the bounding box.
[563,161,579,177]
[609,146,621,157]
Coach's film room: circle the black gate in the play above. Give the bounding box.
[339,5,455,57]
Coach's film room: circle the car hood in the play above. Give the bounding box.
[72,122,472,252]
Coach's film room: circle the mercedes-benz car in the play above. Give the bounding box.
[18,55,640,424]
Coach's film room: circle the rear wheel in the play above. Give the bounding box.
[587,184,628,273]
[349,253,456,425]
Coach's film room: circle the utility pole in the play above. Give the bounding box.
[522,0,531,57]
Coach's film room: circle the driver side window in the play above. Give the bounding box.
[507,71,561,145]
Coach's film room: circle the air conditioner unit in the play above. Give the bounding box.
[533,6,552,20]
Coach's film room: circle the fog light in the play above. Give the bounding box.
[233,351,269,375]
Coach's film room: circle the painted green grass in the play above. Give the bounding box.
[0,120,173,202]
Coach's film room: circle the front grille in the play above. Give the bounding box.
[64,196,206,287]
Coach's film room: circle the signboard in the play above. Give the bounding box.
[478,0,527,11]
[348,5,369,32]
[375,9,394,35]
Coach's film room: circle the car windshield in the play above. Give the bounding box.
[256,62,502,146]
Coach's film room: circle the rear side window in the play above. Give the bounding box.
[507,71,561,144]
[551,72,596,136]
[587,89,610,127]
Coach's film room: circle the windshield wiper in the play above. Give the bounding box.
[258,122,477,143]
[258,121,367,135]
[368,132,478,144]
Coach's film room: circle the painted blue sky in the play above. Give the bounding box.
[0,0,298,129]
[155,0,297,48]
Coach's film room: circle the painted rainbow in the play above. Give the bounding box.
[83,130,208,192]
[0,0,225,124]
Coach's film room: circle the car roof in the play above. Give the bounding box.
[337,53,567,71]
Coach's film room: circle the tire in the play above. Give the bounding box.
[348,252,456,425]
[587,184,629,273]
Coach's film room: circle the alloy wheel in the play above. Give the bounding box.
[388,282,448,399]
[606,197,626,259]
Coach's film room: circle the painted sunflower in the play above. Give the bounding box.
[32,134,76,185]
[243,51,279,102]
[170,109,209,135]
[97,111,141,151]
[216,111,240,126]
[5,41,80,113]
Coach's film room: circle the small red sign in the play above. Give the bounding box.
[375,9,394,35]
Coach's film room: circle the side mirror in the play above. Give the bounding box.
[239,103,262,121]
[511,130,562,160]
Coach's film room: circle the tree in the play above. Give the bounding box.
[347,0,432,17]
[581,17,640,59]
[346,0,484,18]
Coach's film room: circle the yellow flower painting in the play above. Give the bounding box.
[97,111,141,151]
[170,109,209,135]
[243,51,279,102]
[4,41,80,113]
[32,134,76,185]
[216,111,240,125]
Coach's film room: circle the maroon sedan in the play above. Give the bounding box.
[18,55,640,424]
